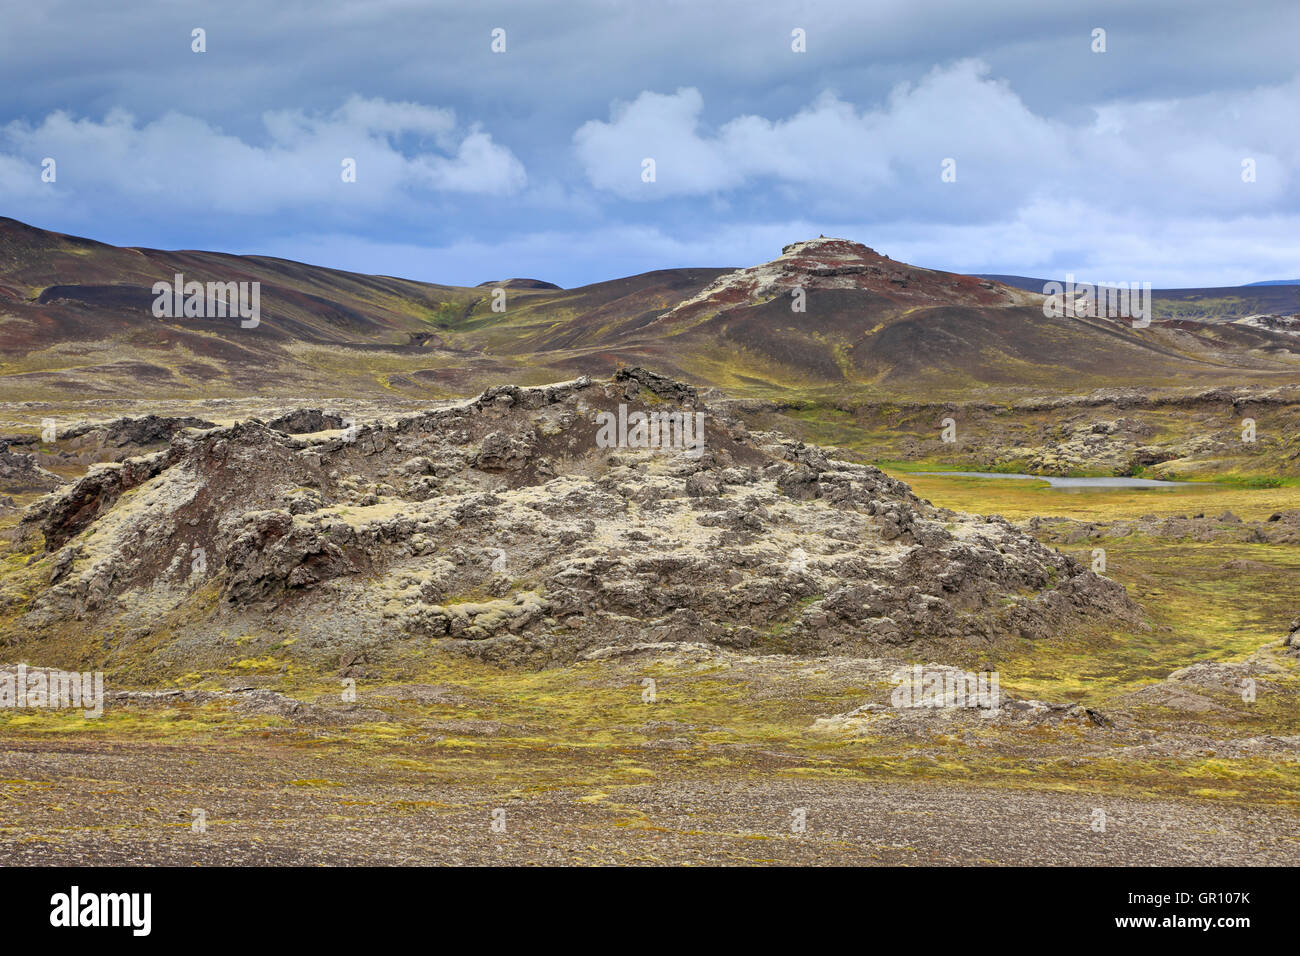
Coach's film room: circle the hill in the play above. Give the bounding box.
[2,218,1299,404]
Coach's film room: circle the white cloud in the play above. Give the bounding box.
[879,202,1300,287]
[573,62,1052,200]
[413,129,528,194]
[573,60,1298,221]
[0,96,526,214]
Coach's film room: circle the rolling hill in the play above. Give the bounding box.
[2,217,1299,403]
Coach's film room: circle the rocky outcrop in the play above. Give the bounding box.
[613,366,699,404]
[1028,510,1300,547]
[1233,313,1300,337]
[0,415,217,482]
[1122,640,1297,718]
[0,440,64,491]
[1284,620,1300,658]
[20,449,176,551]
[266,409,345,434]
[105,685,388,724]
[727,384,1300,481]
[2,371,1141,668]
[656,236,1042,326]
[60,414,217,449]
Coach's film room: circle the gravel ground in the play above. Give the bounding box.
[2,739,1295,866]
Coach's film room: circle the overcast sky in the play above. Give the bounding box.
[1,0,1297,288]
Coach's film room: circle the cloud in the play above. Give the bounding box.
[572,62,1053,202]
[5,1,1300,287]
[573,60,1297,223]
[0,95,526,216]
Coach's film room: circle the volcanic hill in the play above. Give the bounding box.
[2,219,1298,402]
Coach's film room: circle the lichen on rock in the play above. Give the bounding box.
[1,371,1141,669]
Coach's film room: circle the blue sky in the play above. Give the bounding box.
[1,0,1298,288]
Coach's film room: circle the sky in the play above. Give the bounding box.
[1,0,1298,289]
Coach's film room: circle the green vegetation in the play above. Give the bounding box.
[3,468,1298,810]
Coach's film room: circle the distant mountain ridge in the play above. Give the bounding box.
[1,217,1298,402]
[977,273,1300,292]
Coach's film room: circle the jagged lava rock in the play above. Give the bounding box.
[2,371,1139,668]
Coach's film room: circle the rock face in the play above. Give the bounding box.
[0,415,218,477]
[265,409,345,434]
[0,440,64,491]
[774,384,1300,481]
[60,414,217,449]
[656,237,1043,325]
[1029,511,1300,547]
[1233,313,1300,337]
[1,371,1139,668]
